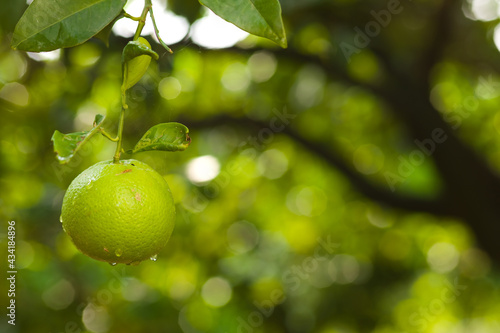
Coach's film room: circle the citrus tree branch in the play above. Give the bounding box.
[418,0,455,86]
[184,114,453,217]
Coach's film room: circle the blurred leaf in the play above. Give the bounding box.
[51,114,105,164]
[11,0,127,51]
[168,0,202,23]
[94,9,125,47]
[0,0,26,32]
[199,0,287,48]
[129,122,191,153]
[122,37,158,91]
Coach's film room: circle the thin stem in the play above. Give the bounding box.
[113,107,126,163]
[123,12,141,21]
[149,6,173,53]
[100,129,119,142]
[133,0,152,41]
[113,0,154,163]
[121,85,128,109]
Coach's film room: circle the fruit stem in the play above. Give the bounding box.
[113,106,126,163]
[114,0,152,164]
[133,0,152,41]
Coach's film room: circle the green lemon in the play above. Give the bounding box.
[60,159,175,265]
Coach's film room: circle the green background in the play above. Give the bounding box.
[1,0,500,332]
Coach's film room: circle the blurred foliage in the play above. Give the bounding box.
[1,0,500,333]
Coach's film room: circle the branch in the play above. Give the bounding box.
[419,0,455,85]
[183,114,453,217]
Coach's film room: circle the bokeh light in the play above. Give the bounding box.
[191,9,249,49]
[185,155,221,184]
[227,220,260,254]
[201,277,233,307]
[427,242,460,273]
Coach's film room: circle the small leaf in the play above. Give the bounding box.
[129,123,191,154]
[199,0,287,48]
[51,114,105,163]
[93,114,105,126]
[11,0,127,52]
[94,10,125,47]
[122,38,159,63]
[122,37,159,91]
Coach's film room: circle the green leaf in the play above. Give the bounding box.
[122,38,159,63]
[93,114,105,126]
[199,0,287,48]
[94,9,125,47]
[51,114,105,164]
[129,123,191,154]
[122,37,159,91]
[11,0,127,52]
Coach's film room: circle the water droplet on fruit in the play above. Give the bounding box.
[115,249,123,257]
[150,254,158,262]
[109,262,117,266]
[59,216,63,223]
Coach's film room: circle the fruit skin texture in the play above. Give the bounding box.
[61,159,175,264]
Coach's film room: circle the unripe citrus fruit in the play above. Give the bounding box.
[60,159,175,265]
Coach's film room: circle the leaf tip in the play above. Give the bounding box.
[51,130,61,141]
[93,114,105,127]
